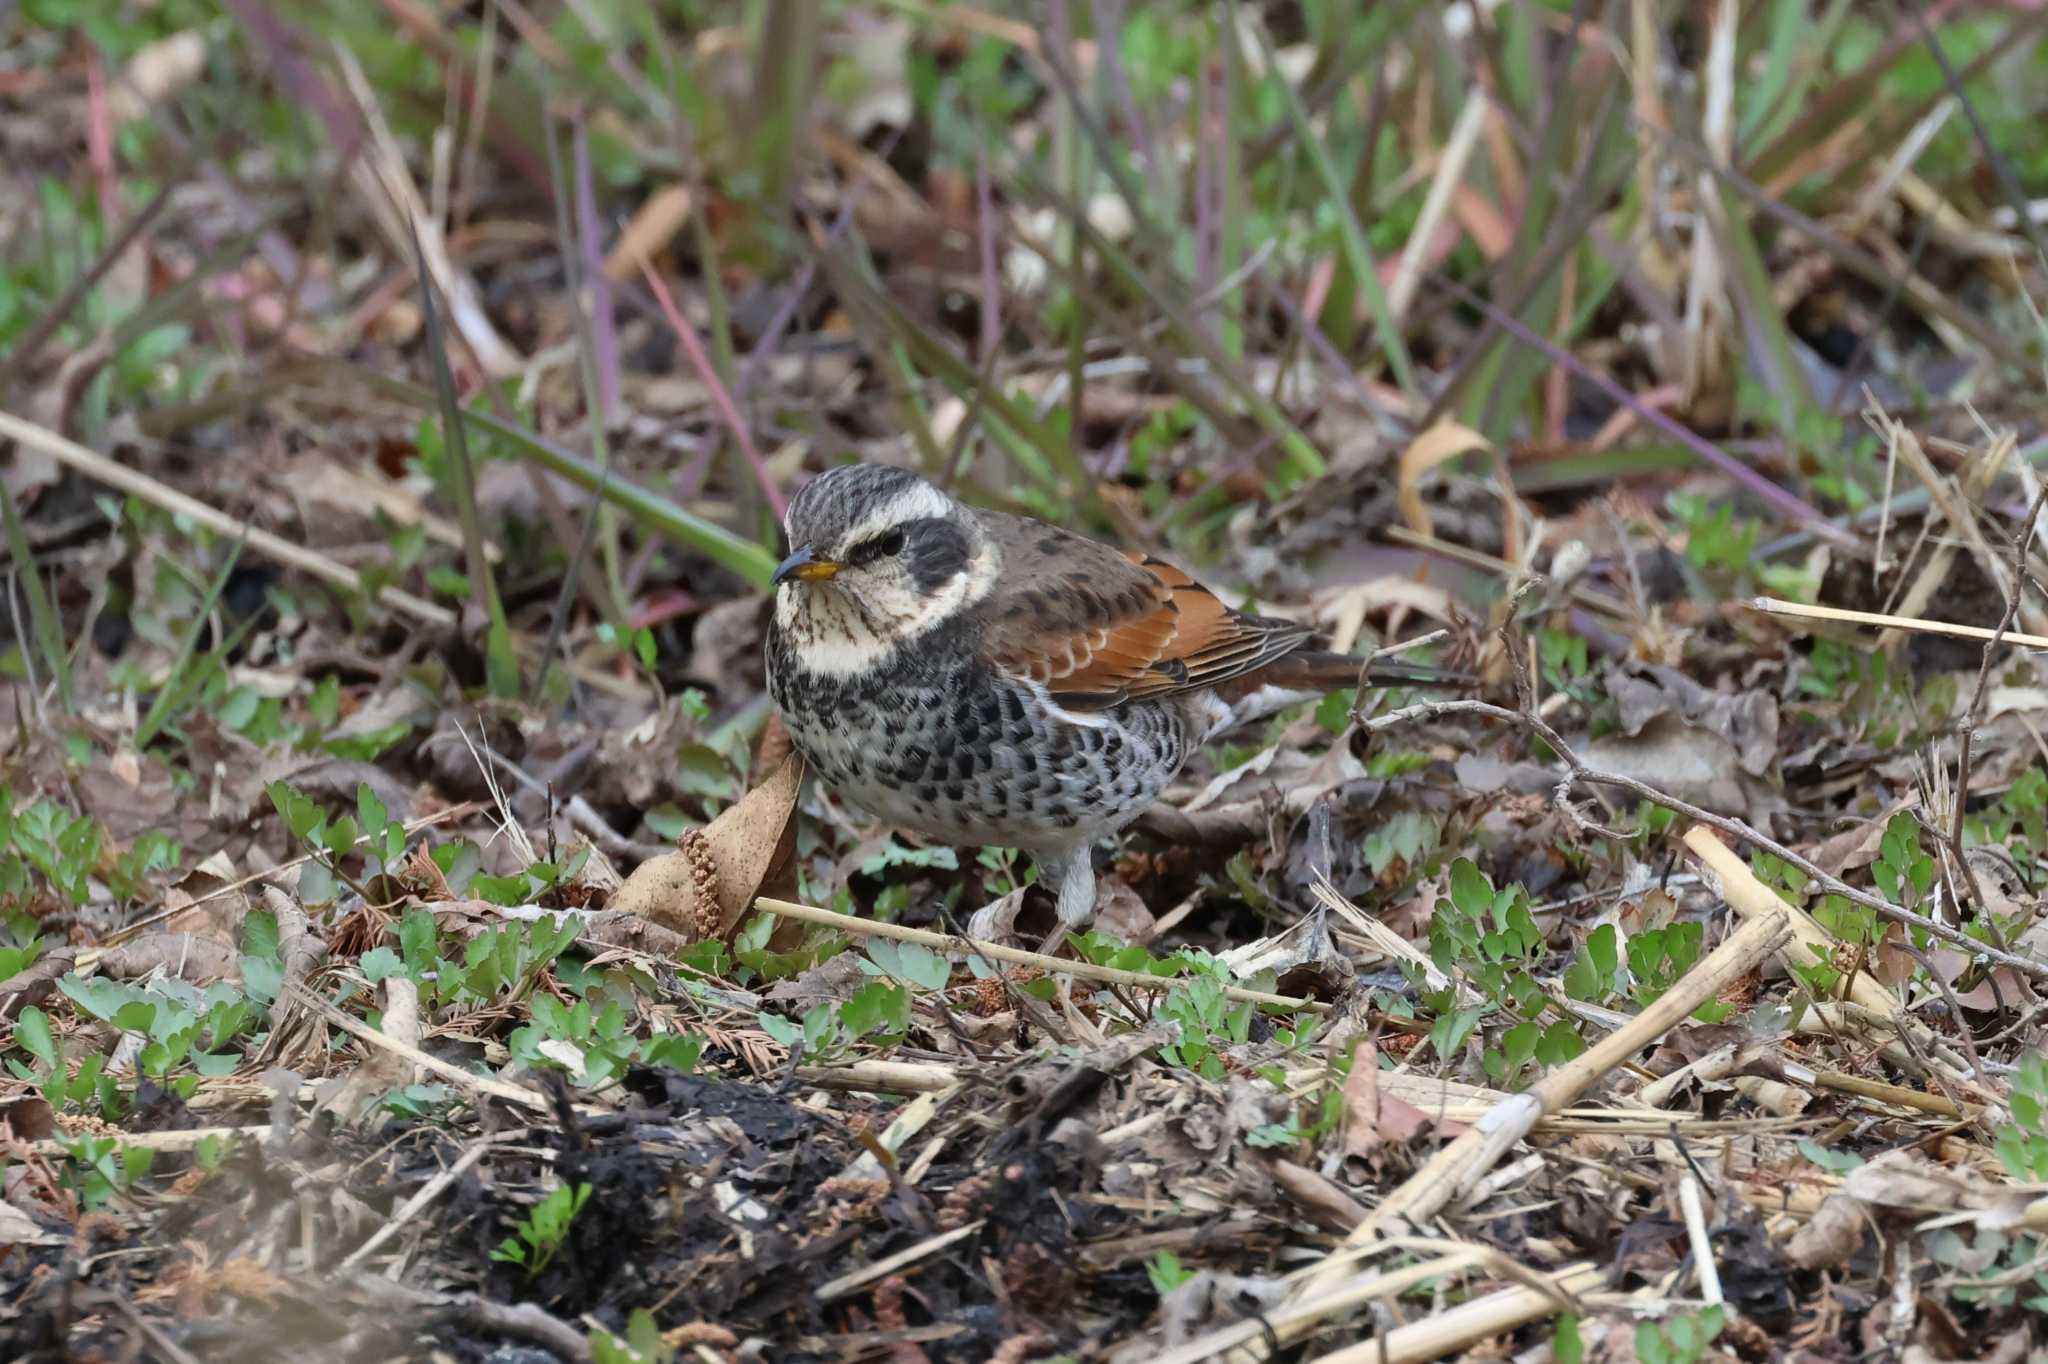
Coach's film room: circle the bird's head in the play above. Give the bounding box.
[772,465,994,666]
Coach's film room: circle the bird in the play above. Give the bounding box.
[764,463,1433,949]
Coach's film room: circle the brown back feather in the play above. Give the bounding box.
[975,511,1312,709]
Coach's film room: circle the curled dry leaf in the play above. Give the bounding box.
[1788,1190,1870,1269]
[0,1196,63,1249]
[578,908,694,959]
[1607,662,1781,778]
[1397,419,1492,538]
[611,754,800,943]
[0,1095,56,1142]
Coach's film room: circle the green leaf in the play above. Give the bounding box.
[1553,1313,1584,1364]
[1535,1019,1585,1065]
[485,619,522,699]
[531,993,572,1037]
[298,859,337,904]
[242,909,280,961]
[240,953,283,1003]
[322,815,360,859]
[267,782,325,841]
[1448,858,1492,918]
[357,783,388,842]
[310,675,342,729]
[642,1033,703,1073]
[471,873,532,906]
[1562,951,1602,1002]
[867,940,951,992]
[16,1005,55,1069]
[1796,1138,1864,1173]
[1245,1120,1303,1149]
[1587,923,1618,977]
[839,981,909,1038]
[1430,1006,1483,1060]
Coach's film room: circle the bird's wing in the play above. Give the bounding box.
[975,511,1312,709]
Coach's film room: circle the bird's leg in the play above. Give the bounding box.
[1032,843,1098,956]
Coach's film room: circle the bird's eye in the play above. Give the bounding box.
[877,529,906,556]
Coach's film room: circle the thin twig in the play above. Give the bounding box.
[1948,476,2048,918]
[751,897,1329,1012]
[284,979,548,1111]
[337,1132,516,1270]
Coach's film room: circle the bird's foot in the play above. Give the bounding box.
[1031,921,1079,957]
[961,888,1095,956]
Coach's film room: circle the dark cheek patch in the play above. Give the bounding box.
[907,520,970,592]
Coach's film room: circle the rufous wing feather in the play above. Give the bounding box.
[977,513,1313,708]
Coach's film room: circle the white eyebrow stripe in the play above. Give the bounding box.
[836,483,955,550]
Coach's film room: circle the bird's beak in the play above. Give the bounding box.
[773,544,841,585]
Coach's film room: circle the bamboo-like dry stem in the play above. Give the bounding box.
[1747,596,2048,650]
[1238,838,1790,1359]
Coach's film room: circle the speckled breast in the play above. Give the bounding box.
[766,627,1192,851]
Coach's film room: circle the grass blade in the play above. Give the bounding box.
[408,214,517,695]
[346,368,780,588]
[135,531,247,749]
[0,479,71,713]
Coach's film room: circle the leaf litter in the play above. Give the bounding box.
[3,5,2048,1364]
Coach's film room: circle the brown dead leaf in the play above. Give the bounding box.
[75,753,211,846]
[578,908,693,959]
[0,945,77,1010]
[1607,662,1780,777]
[98,933,238,985]
[1337,1040,1386,1172]
[1338,1039,1460,1182]
[1218,908,1349,1001]
[611,754,800,943]
[605,184,694,280]
[1808,798,1916,876]
[0,1095,56,1142]
[0,1193,64,1248]
[1787,1192,1870,1270]
[1397,419,1492,539]
[1090,875,1154,942]
[1580,712,1787,828]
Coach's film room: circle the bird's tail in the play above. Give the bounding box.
[1241,649,1470,694]
[1194,649,1469,737]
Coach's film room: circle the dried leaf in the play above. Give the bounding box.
[1397,420,1492,538]
[318,976,420,1126]
[0,1095,56,1142]
[99,933,238,985]
[611,754,800,943]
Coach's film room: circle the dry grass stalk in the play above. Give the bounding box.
[1746,596,2048,651]
[0,410,453,627]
